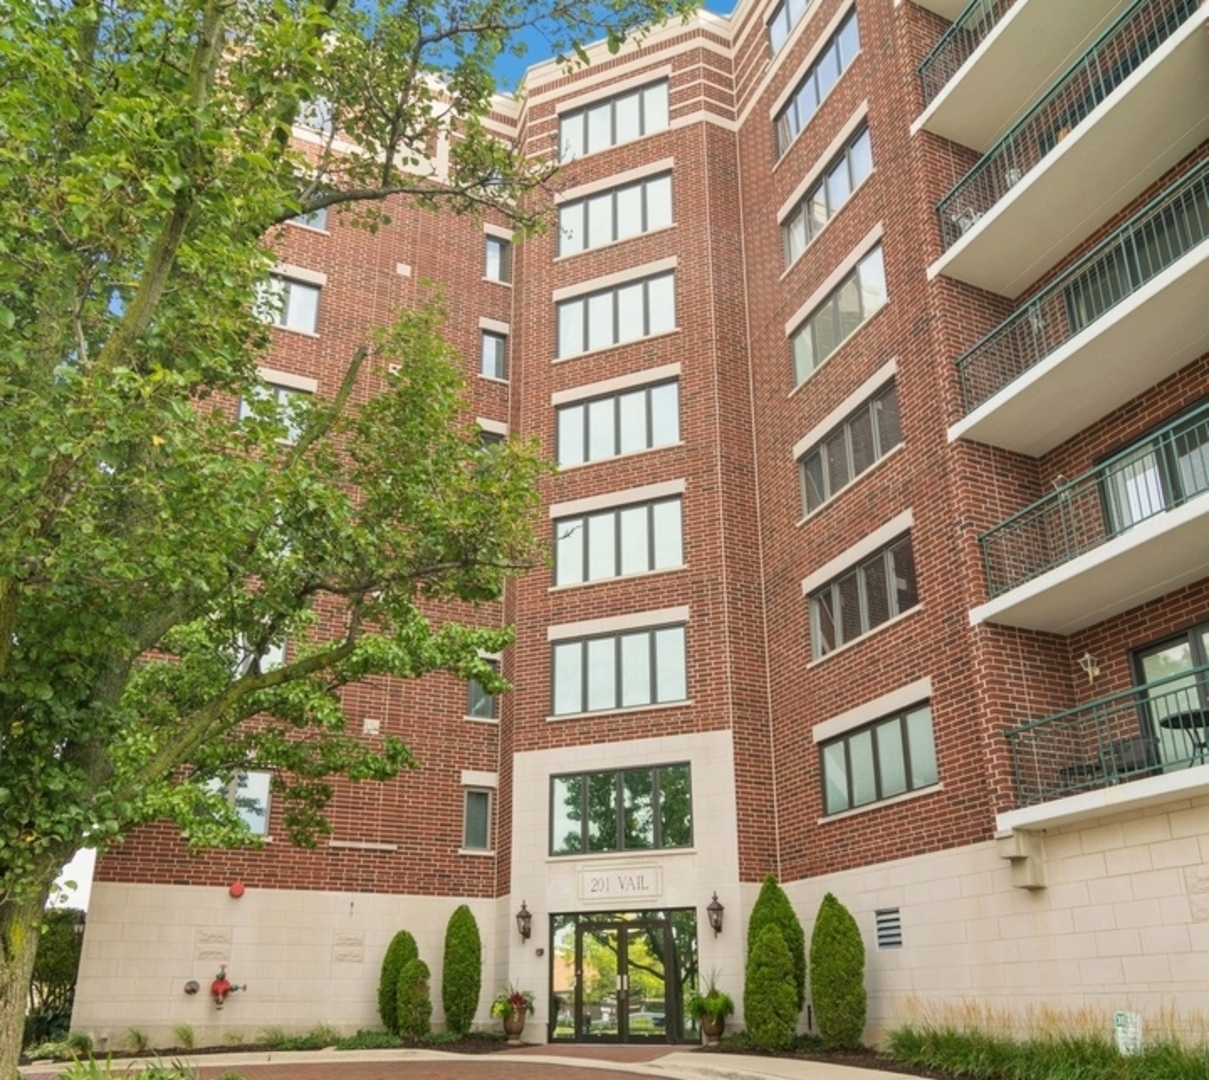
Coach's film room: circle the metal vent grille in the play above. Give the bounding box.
[875,908,903,949]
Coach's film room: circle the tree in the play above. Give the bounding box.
[441,905,482,1037]
[746,874,806,1012]
[24,909,84,1048]
[378,930,419,1034]
[0,0,695,1071]
[396,957,432,1042]
[743,924,797,1051]
[809,893,866,1050]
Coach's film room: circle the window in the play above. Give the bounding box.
[559,81,670,162]
[810,534,917,658]
[291,205,328,231]
[485,236,512,282]
[467,660,498,719]
[767,0,808,54]
[209,771,273,835]
[1101,401,1209,534]
[257,275,320,333]
[555,497,683,585]
[550,763,691,855]
[800,382,901,514]
[775,11,860,156]
[559,173,674,256]
[557,272,675,358]
[297,96,334,134]
[791,245,886,386]
[479,429,505,451]
[1134,622,1209,768]
[463,789,493,850]
[481,331,507,380]
[783,126,873,265]
[557,380,679,466]
[239,383,311,444]
[821,702,936,814]
[231,634,286,677]
[552,624,686,715]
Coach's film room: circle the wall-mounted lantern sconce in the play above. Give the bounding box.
[706,892,724,936]
[1078,652,1100,683]
[516,900,532,941]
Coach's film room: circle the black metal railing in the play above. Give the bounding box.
[937,0,1199,252]
[980,400,1209,597]
[1007,665,1209,806]
[918,0,1017,107]
[955,158,1209,415]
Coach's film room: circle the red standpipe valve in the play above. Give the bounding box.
[210,966,247,1009]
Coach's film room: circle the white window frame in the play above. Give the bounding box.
[774,9,860,157]
[259,273,322,334]
[481,329,508,381]
[485,234,512,283]
[209,770,273,836]
[559,172,674,257]
[558,80,671,162]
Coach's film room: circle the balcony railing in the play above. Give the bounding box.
[918,0,1016,107]
[937,0,1199,252]
[955,158,1209,415]
[1007,665,1209,807]
[979,400,1209,598]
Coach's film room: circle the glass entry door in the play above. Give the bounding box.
[1135,624,1209,767]
[550,909,697,1043]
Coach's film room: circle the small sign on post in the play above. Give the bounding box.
[1114,1011,1143,1057]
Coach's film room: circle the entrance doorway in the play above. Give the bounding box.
[550,909,698,1043]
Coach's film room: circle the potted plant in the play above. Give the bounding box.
[490,983,535,1044]
[686,974,735,1046]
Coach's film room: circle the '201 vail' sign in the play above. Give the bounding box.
[578,865,663,902]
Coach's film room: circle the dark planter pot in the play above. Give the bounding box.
[502,1007,527,1044]
[701,1014,725,1046]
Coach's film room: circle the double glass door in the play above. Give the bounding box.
[550,910,697,1043]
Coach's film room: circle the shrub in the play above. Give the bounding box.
[23,908,84,1049]
[809,892,866,1050]
[743,924,798,1051]
[746,873,806,1011]
[396,957,432,1042]
[378,929,419,1033]
[441,904,482,1037]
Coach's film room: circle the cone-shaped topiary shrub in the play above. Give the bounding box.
[378,929,419,1033]
[441,904,482,1036]
[746,873,806,1010]
[809,892,867,1050]
[744,923,798,1051]
[397,957,433,1041]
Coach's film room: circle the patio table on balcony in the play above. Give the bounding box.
[1159,709,1209,765]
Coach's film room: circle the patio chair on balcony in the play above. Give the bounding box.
[1058,734,1161,787]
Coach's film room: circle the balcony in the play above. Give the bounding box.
[971,401,1209,632]
[929,0,1209,297]
[1003,665,1209,819]
[949,158,1209,456]
[915,0,1135,152]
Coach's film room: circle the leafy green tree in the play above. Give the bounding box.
[809,893,866,1050]
[441,905,482,1037]
[743,924,797,1051]
[23,909,84,1047]
[396,958,432,1042]
[378,930,419,1034]
[746,874,806,1011]
[0,0,696,1071]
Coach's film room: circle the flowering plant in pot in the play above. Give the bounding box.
[490,983,535,1044]
[686,974,735,1045]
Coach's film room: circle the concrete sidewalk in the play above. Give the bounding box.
[20,1044,924,1080]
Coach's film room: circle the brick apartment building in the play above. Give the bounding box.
[72,0,1209,1048]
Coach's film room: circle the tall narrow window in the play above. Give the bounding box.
[481,331,508,380]
[485,236,512,283]
[257,275,320,334]
[467,659,498,719]
[463,789,492,850]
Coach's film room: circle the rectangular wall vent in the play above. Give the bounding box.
[875,907,902,949]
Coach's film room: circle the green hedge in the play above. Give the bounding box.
[746,873,806,1010]
[744,924,798,1051]
[397,957,432,1041]
[809,892,866,1050]
[378,929,419,1033]
[441,904,482,1036]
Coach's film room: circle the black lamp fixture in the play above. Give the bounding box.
[706,892,724,936]
[516,900,532,941]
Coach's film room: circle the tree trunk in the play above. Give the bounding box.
[0,884,54,1080]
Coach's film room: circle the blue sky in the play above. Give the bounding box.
[495,0,736,91]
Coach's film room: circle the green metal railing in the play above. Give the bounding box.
[1007,665,1209,806]
[955,158,1209,415]
[937,0,1198,252]
[918,0,1016,106]
[979,401,1209,597]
